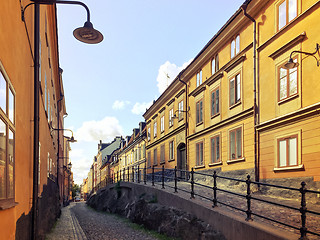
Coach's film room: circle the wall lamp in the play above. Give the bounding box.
[22,0,104,44]
[284,43,320,69]
[172,107,190,119]
[51,128,77,143]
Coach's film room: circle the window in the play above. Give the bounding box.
[229,127,242,160]
[196,70,203,87]
[142,144,146,158]
[211,88,220,117]
[147,127,151,141]
[196,142,204,166]
[278,0,297,30]
[196,100,203,125]
[178,100,184,120]
[230,73,241,106]
[160,145,165,163]
[231,35,240,58]
[278,135,298,167]
[169,108,174,127]
[160,116,165,133]
[147,152,151,167]
[153,121,157,138]
[278,58,298,101]
[211,55,219,75]
[169,141,174,160]
[0,68,15,204]
[211,135,220,163]
[153,148,157,165]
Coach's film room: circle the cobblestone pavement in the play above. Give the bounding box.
[149,180,320,240]
[47,201,160,240]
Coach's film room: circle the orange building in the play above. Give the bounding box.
[0,1,68,239]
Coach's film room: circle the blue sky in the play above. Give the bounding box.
[56,0,245,185]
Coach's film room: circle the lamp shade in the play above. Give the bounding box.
[73,21,103,44]
[284,58,299,69]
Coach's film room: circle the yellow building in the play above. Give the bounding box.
[142,0,320,188]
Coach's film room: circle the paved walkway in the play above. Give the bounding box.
[46,202,87,240]
[46,202,159,240]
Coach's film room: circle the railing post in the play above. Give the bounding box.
[144,165,147,184]
[299,182,308,240]
[190,168,195,199]
[213,171,217,208]
[161,165,165,189]
[246,175,253,221]
[174,166,178,193]
[138,165,140,183]
[152,165,155,186]
[127,167,130,182]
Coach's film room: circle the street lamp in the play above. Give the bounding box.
[284,43,320,69]
[51,127,77,143]
[24,1,103,239]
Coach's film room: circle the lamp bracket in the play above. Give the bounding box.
[289,43,320,67]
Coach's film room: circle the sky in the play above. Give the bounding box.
[56,0,245,185]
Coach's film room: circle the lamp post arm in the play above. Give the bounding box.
[289,43,320,66]
[26,0,91,22]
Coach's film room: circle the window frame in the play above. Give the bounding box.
[211,87,220,117]
[160,115,165,133]
[169,140,174,160]
[229,73,241,107]
[277,57,298,103]
[153,148,158,166]
[178,100,184,121]
[211,54,219,75]
[196,141,204,166]
[277,134,298,168]
[211,135,221,164]
[160,144,165,164]
[277,0,298,31]
[229,127,242,161]
[147,127,151,141]
[231,35,240,59]
[153,121,157,138]
[0,65,16,207]
[196,99,203,125]
[169,108,174,128]
[196,69,203,87]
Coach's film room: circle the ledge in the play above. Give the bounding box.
[168,158,175,162]
[189,85,206,97]
[224,55,246,73]
[158,107,166,113]
[209,162,222,167]
[0,201,18,210]
[152,114,158,120]
[175,89,185,98]
[194,165,205,170]
[227,158,245,164]
[166,98,175,106]
[273,164,304,172]
[206,72,223,86]
[268,32,306,60]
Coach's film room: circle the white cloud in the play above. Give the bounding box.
[131,101,153,115]
[156,59,192,94]
[112,100,131,110]
[75,117,123,142]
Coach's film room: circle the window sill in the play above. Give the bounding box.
[227,158,245,164]
[196,122,203,127]
[278,94,298,105]
[168,158,175,162]
[194,165,205,170]
[178,118,184,122]
[160,161,165,165]
[229,101,241,110]
[209,162,222,167]
[0,201,18,210]
[273,164,304,172]
[211,113,220,119]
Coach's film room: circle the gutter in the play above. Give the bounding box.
[241,2,259,182]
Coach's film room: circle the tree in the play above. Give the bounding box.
[72,184,80,198]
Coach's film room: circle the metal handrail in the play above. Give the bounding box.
[93,165,320,239]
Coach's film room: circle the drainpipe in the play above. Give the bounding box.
[31,3,40,240]
[241,3,259,182]
[178,71,188,173]
[57,71,64,205]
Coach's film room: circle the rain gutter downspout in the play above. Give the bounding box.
[178,71,188,173]
[31,3,40,239]
[241,3,259,182]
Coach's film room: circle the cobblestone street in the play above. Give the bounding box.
[46,202,160,240]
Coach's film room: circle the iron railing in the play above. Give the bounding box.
[93,165,320,239]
